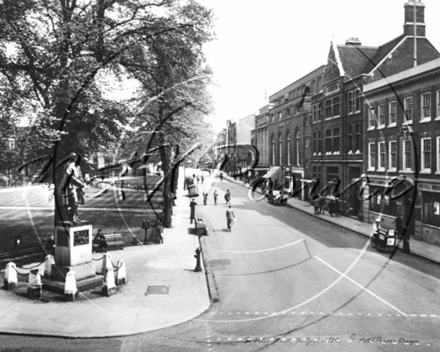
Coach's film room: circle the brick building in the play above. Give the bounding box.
[251,104,272,180]
[266,65,326,196]
[310,0,439,217]
[363,57,440,245]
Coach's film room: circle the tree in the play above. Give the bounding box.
[0,0,215,226]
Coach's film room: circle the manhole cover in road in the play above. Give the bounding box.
[145,285,169,295]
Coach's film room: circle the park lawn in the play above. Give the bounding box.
[0,209,147,254]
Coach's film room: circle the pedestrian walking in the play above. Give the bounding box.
[395,215,403,239]
[396,215,411,255]
[268,177,274,191]
[201,175,204,184]
[328,200,336,217]
[224,190,231,205]
[213,190,218,205]
[190,199,197,224]
[45,235,55,256]
[226,205,236,232]
[196,176,199,184]
[203,192,208,205]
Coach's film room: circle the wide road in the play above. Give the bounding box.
[1,175,440,351]
[192,175,440,351]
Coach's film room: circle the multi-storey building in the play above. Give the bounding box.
[225,120,237,174]
[266,65,326,197]
[363,57,440,245]
[311,0,439,217]
[251,104,272,180]
[236,114,256,176]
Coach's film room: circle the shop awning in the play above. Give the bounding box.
[263,166,281,179]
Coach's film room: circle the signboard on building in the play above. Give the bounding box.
[418,183,440,193]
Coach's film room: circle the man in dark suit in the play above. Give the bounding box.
[190,199,197,224]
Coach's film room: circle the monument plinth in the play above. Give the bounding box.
[43,221,102,294]
[43,152,102,295]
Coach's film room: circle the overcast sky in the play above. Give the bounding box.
[198,0,440,132]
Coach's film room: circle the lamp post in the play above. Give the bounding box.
[402,124,418,255]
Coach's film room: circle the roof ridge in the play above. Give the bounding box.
[367,35,408,76]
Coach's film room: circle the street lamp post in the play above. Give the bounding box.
[402,125,418,255]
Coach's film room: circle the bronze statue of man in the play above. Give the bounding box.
[57,152,85,224]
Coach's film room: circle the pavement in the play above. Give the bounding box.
[0,174,211,338]
[1,170,439,338]
[222,173,440,265]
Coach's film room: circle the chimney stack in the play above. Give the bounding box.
[345,37,362,46]
[403,0,425,37]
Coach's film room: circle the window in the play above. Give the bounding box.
[422,138,431,172]
[287,132,291,166]
[278,134,283,165]
[403,140,412,171]
[437,90,440,118]
[378,104,385,127]
[369,185,397,217]
[404,97,413,122]
[333,96,340,117]
[312,104,318,122]
[325,99,332,118]
[423,192,440,227]
[355,89,361,112]
[348,125,353,152]
[317,76,322,92]
[355,124,361,152]
[438,137,440,173]
[389,101,397,125]
[347,91,353,114]
[333,128,340,153]
[378,142,386,170]
[317,102,322,121]
[311,80,316,94]
[421,92,431,120]
[271,135,275,164]
[368,143,376,169]
[369,107,376,128]
[296,130,301,166]
[326,129,332,153]
[318,131,322,153]
[313,132,317,154]
[389,141,397,170]
[326,166,339,184]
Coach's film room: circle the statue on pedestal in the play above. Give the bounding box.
[56,152,86,224]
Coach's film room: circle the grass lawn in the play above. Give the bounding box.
[0,182,163,255]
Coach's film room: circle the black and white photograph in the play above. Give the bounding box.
[1,0,440,351]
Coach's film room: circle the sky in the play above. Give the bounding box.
[197,0,440,132]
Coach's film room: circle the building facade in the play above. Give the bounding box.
[267,65,326,196]
[251,104,272,179]
[236,114,256,176]
[363,58,440,245]
[311,0,440,217]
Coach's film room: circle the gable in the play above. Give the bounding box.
[368,37,440,83]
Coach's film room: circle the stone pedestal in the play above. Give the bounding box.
[43,222,102,294]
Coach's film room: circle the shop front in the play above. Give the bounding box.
[365,176,418,235]
[418,183,440,246]
[263,166,282,189]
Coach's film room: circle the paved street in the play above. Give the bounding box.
[1,173,440,351]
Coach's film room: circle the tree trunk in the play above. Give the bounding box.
[159,134,173,228]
